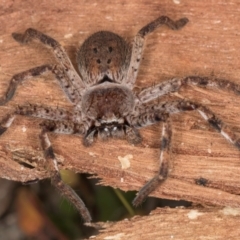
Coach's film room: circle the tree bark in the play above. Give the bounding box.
[1,0,240,238]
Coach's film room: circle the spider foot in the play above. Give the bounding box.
[40,130,92,222]
[175,17,189,29]
[12,32,27,44]
[51,173,92,223]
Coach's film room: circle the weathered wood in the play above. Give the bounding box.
[1,0,240,238]
[90,207,240,239]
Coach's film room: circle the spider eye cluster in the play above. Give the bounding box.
[98,124,124,140]
[92,46,113,65]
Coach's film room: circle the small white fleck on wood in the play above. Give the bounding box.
[220,207,240,216]
[187,210,204,219]
[104,233,125,240]
[118,154,133,169]
[173,0,180,4]
[79,31,87,34]
[64,33,73,39]
[105,16,113,21]
[22,126,27,132]
[89,152,96,157]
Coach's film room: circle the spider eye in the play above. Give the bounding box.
[108,46,113,52]
[96,59,101,64]
[107,59,111,64]
[93,47,98,53]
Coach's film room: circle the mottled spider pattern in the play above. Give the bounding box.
[1,15,240,223]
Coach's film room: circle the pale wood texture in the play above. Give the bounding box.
[91,207,240,239]
[1,0,240,238]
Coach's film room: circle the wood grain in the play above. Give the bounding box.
[1,0,240,238]
[91,207,240,239]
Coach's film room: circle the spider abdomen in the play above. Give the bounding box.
[77,31,131,85]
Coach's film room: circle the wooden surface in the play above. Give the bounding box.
[1,0,240,238]
[92,207,240,239]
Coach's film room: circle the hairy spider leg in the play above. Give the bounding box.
[12,28,86,102]
[0,111,91,222]
[39,129,91,222]
[0,65,51,105]
[138,76,240,103]
[125,16,189,88]
[129,100,240,205]
[133,119,172,206]
[0,64,82,105]
[16,104,73,121]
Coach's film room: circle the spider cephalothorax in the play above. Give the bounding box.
[81,82,137,145]
[1,15,240,223]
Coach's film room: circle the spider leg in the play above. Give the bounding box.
[133,118,172,206]
[0,65,51,105]
[39,129,91,222]
[129,99,240,205]
[0,64,82,105]
[0,111,91,221]
[52,65,82,104]
[0,108,87,136]
[153,100,240,148]
[138,76,240,103]
[0,105,87,136]
[39,119,87,136]
[12,28,86,95]
[124,16,188,88]
[16,104,75,121]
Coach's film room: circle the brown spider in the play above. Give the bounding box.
[1,15,240,223]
